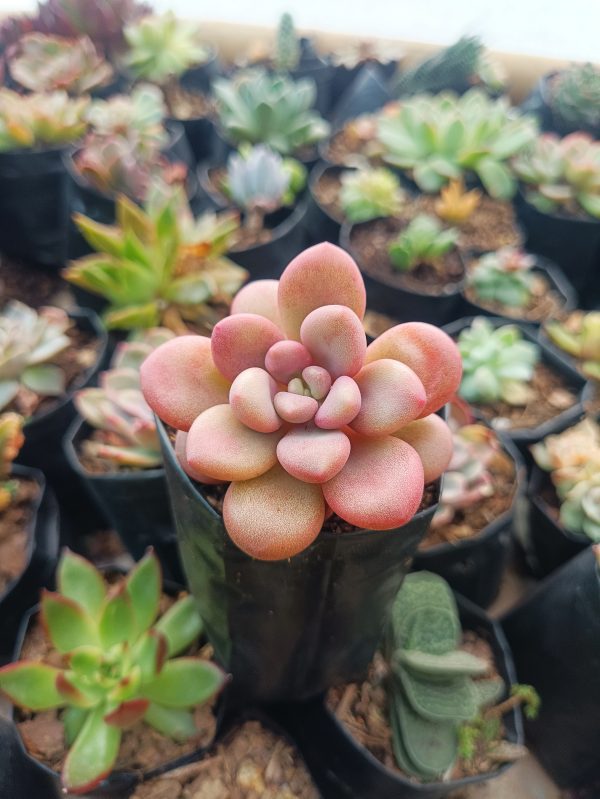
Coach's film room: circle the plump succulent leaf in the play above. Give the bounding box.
[0,88,88,151]
[58,550,107,617]
[142,658,226,708]
[154,594,203,657]
[42,591,99,653]
[143,702,198,740]
[62,707,121,795]
[0,662,64,710]
[126,549,161,634]
[339,166,406,223]
[388,214,458,272]
[393,690,458,779]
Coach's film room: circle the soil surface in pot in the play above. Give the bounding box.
[324,115,379,166]
[16,586,219,774]
[584,382,600,418]
[463,270,566,323]
[165,83,214,121]
[312,170,345,222]
[467,362,577,432]
[130,720,319,799]
[419,447,515,550]
[3,320,100,419]
[351,218,465,296]
[0,256,70,308]
[0,478,38,593]
[327,633,517,782]
[406,195,522,253]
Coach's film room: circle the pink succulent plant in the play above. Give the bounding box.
[141,243,461,560]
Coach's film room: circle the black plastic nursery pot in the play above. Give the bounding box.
[270,594,524,799]
[341,220,465,326]
[524,464,589,579]
[514,190,600,308]
[0,466,59,660]
[520,71,600,139]
[180,47,221,96]
[63,417,183,583]
[330,61,397,120]
[157,420,440,706]
[502,546,600,790]
[169,115,216,166]
[459,256,578,326]
[412,436,526,608]
[15,309,109,535]
[443,316,587,451]
[0,146,71,269]
[305,162,347,246]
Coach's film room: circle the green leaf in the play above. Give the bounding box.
[104,302,160,331]
[99,586,136,650]
[72,214,124,257]
[406,607,460,655]
[398,649,490,680]
[41,591,99,653]
[477,158,515,200]
[389,573,458,650]
[142,658,225,708]
[62,707,121,794]
[578,191,600,220]
[133,630,168,682]
[58,551,106,618]
[397,668,478,722]
[474,678,505,709]
[63,706,88,746]
[393,690,458,779]
[144,702,197,740]
[126,551,161,636]
[21,365,65,396]
[154,595,203,657]
[0,662,64,711]
[163,274,212,305]
[104,698,150,729]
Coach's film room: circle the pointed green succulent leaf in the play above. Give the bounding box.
[103,302,161,330]
[58,550,106,618]
[63,706,88,746]
[142,658,225,708]
[104,698,150,729]
[132,630,168,682]
[144,702,197,740]
[153,595,203,657]
[72,214,125,258]
[62,707,121,795]
[99,585,136,650]
[21,364,65,396]
[126,550,162,635]
[56,672,98,708]
[0,662,64,711]
[41,590,99,653]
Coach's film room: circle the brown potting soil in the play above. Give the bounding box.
[584,381,600,417]
[327,633,515,782]
[362,309,401,338]
[16,590,219,775]
[470,362,577,432]
[130,720,320,799]
[419,449,515,550]
[0,256,71,308]
[463,272,566,323]
[0,478,38,594]
[312,171,344,222]
[3,323,100,419]
[350,218,465,295]
[164,84,214,121]
[324,119,379,166]
[407,194,522,252]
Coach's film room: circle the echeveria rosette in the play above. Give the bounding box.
[141,243,461,560]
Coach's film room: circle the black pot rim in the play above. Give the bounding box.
[22,308,108,434]
[443,315,586,443]
[315,591,523,792]
[308,161,349,226]
[517,187,600,228]
[527,463,591,547]
[341,217,467,300]
[156,419,440,547]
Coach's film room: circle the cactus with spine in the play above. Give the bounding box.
[75,329,175,468]
[385,572,504,781]
[339,166,406,223]
[274,12,300,72]
[213,69,329,155]
[550,63,600,135]
[544,311,600,380]
[467,247,537,308]
[0,413,24,512]
[0,550,225,795]
[391,36,484,97]
[388,214,458,273]
[0,88,88,151]
[457,317,539,405]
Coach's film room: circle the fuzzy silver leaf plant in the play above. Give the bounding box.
[386,572,504,781]
[140,243,462,561]
[0,550,225,795]
[0,301,71,412]
[75,328,175,468]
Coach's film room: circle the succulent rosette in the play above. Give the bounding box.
[141,243,461,560]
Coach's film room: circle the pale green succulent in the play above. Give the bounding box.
[0,89,89,152]
[388,214,458,272]
[339,166,406,223]
[467,248,537,308]
[274,12,301,72]
[551,63,600,135]
[86,84,168,152]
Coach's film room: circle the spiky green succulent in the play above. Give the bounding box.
[124,12,209,84]
[75,329,175,468]
[391,36,484,97]
[0,413,24,512]
[339,166,406,223]
[63,189,247,332]
[388,214,458,273]
[467,248,537,308]
[0,88,88,152]
[377,89,537,200]
[386,572,504,781]
[512,133,600,219]
[0,550,225,795]
[213,68,329,156]
[274,12,301,72]
[550,63,600,135]
[457,317,539,405]
[544,311,600,381]
[0,301,72,413]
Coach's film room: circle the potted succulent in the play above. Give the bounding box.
[307,163,407,244]
[140,241,462,703]
[447,316,586,449]
[461,246,576,324]
[342,212,465,324]
[62,188,248,333]
[412,414,525,607]
[64,329,184,581]
[542,311,600,382]
[274,572,533,799]
[1,300,108,529]
[199,144,308,277]
[524,417,599,576]
[0,414,59,657]
[522,62,600,139]
[512,133,600,301]
[0,88,89,267]
[503,545,600,792]
[212,68,330,165]
[122,12,218,164]
[0,549,226,796]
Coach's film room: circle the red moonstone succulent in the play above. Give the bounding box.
[141,243,461,560]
